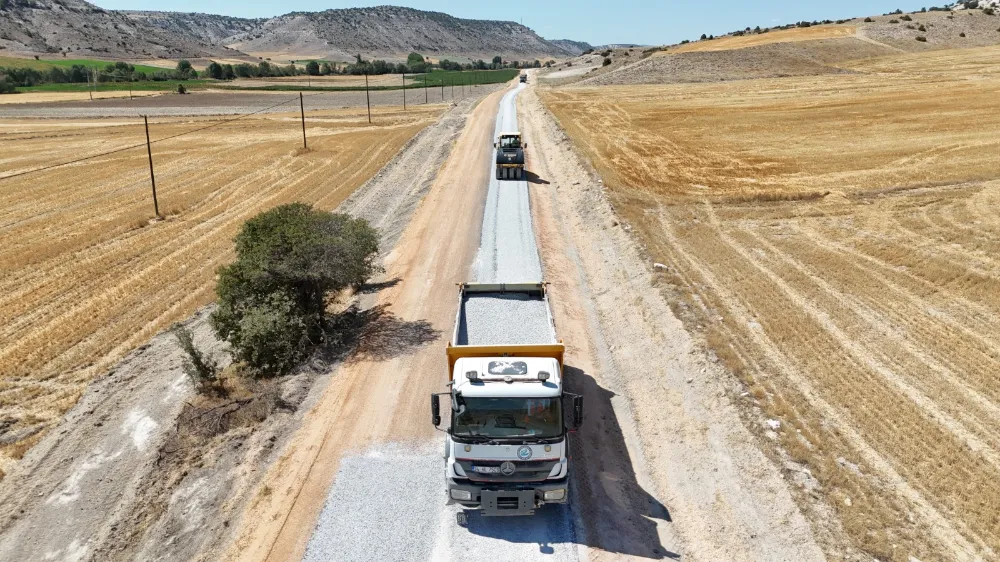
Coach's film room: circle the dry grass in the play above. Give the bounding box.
[667,25,856,54]
[0,104,443,470]
[543,44,1000,561]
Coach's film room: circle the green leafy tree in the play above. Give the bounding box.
[407,52,425,65]
[176,59,195,80]
[206,61,224,80]
[306,60,321,75]
[320,62,333,75]
[222,64,235,80]
[212,204,380,377]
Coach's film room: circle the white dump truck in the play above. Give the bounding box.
[431,283,583,521]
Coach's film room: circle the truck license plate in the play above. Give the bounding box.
[473,466,501,474]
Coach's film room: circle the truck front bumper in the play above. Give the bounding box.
[447,477,568,516]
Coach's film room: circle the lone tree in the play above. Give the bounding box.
[211,204,380,377]
[206,61,224,80]
[306,60,321,76]
[176,59,196,80]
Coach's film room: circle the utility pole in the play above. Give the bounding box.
[402,73,406,110]
[143,116,160,218]
[87,65,93,102]
[299,92,307,148]
[364,72,371,124]
[424,72,428,104]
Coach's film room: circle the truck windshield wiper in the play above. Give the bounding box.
[454,433,498,444]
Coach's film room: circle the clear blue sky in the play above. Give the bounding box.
[92,0,932,46]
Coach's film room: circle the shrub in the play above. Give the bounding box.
[172,325,222,395]
[889,19,900,23]
[603,57,612,66]
[985,8,995,15]
[211,204,380,377]
[206,61,223,80]
[864,17,874,22]
[916,35,928,41]
[0,78,15,94]
[960,31,966,36]
[919,24,927,31]
[177,83,187,94]
[901,14,913,21]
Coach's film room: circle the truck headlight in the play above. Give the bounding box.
[543,489,566,501]
[451,489,473,501]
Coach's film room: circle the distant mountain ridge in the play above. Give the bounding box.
[0,0,241,60]
[0,0,591,62]
[129,6,591,62]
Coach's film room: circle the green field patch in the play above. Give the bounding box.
[0,56,173,74]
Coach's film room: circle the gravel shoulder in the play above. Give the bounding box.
[519,83,825,561]
[222,84,507,562]
[0,90,493,562]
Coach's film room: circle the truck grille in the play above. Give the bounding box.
[458,460,558,483]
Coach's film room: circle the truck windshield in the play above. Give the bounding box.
[500,136,521,149]
[453,397,561,439]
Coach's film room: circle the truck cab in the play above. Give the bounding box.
[431,283,583,519]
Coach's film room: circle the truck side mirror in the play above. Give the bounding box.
[573,395,584,429]
[431,394,441,427]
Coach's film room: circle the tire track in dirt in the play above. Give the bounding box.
[733,225,1000,457]
[649,207,984,559]
[521,85,826,562]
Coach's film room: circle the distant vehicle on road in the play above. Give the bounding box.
[520,73,528,83]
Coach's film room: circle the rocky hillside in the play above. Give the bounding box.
[548,39,593,56]
[121,11,267,46]
[0,0,241,59]
[134,6,583,62]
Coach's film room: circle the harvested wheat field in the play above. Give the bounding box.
[668,25,856,53]
[543,44,1000,561]
[0,104,443,473]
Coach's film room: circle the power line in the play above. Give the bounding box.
[0,94,303,183]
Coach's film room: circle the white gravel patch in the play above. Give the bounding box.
[457,293,555,346]
[303,443,444,562]
[473,84,543,284]
[431,503,580,561]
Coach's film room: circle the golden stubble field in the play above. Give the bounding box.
[542,44,1000,561]
[0,104,443,473]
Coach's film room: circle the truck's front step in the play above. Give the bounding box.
[480,490,535,516]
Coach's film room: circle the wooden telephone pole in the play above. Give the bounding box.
[142,116,160,218]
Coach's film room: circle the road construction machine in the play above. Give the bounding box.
[431,283,582,521]
[494,132,526,181]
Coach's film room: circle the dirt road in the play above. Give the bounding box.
[229,73,824,562]
[518,83,825,561]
